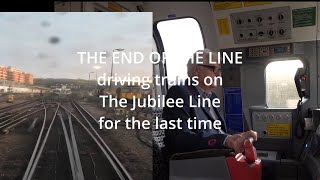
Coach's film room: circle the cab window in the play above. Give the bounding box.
[156,17,205,87]
[266,60,304,108]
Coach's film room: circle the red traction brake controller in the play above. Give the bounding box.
[225,137,262,180]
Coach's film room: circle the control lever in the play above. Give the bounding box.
[225,137,261,180]
[244,137,257,164]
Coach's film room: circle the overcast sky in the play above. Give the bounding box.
[0,12,153,80]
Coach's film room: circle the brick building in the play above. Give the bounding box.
[0,66,8,80]
[5,66,33,85]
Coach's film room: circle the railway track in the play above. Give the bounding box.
[80,101,152,149]
[0,99,40,114]
[62,101,133,180]
[0,97,135,180]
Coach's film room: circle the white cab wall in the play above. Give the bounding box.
[143,2,224,112]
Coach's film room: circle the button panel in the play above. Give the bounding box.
[248,43,291,57]
[230,6,291,44]
[252,111,292,139]
[248,46,269,57]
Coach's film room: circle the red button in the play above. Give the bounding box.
[208,139,216,146]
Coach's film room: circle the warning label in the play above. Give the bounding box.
[212,2,242,11]
[217,18,231,36]
[267,123,291,137]
[243,2,272,7]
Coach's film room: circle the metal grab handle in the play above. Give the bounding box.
[244,137,257,164]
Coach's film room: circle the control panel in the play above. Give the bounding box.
[247,43,291,57]
[252,111,292,139]
[230,6,291,44]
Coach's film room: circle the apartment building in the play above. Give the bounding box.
[0,66,8,80]
[5,66,34,85]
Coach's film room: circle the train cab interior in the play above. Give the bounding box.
[55,1,320,180]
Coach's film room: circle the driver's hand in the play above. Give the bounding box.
[224,130,257,154]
